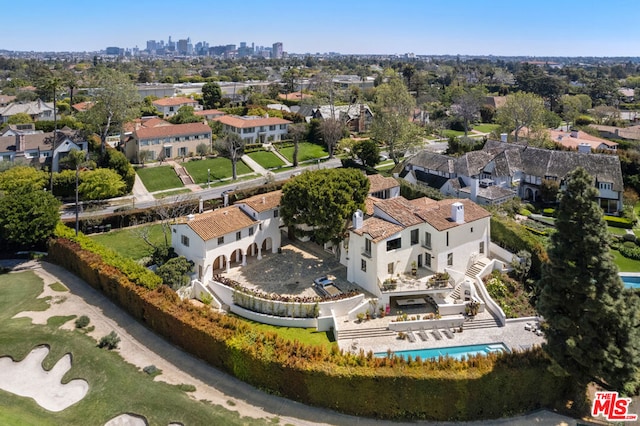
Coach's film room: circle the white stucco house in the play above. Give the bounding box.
[341,196,491,301]
[212,115,291,144]
[171,190,282,281]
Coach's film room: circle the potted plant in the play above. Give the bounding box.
[465,300,480,317]
[356,312,365,323]
[411,261,417,276]
[379,307,385,318]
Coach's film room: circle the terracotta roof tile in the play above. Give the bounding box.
[134,122,211,139]
[416,198,491,231]
[195,109,225,116]
[152,97,199,107]
[236,190,282,213]
[353,217,403,243]
[183,206,257,241]
[213,115,292,128]
[368,174,399,194]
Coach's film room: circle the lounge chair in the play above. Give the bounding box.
[417,329,429,341]
[443,328,454,339]
[431,328,442,340]
[406,330,416,343]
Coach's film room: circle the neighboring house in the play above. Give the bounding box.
[136,83,176,100]
[483,96,507,109]
[590,124,640,141]
[549,129,618,152]
[403,140,624,213]
[71,101,94,112]
[619,87,635,103]
[312,104,373,133]
[212,115,291,144]
[124,121,211,162]
[0,127,88,171]
[277,92,312,102]
[0,95,16,107]
[0,99,55,123]
[194,109,225,121]
[0,123,42,136]
[152,96,201,118]
[342,196,491,300]
[171,190,283,280]
[289,105,314,122]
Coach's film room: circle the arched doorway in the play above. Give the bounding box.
[213,255,227,274]
[246,242,258,258]
[261,237,273,253]
[230,248,243,265]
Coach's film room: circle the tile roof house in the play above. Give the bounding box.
[0,127,88,171]
[312,104,373,133]
[0,95,16,107]
[548,129,618,152]
[152,96,201,118]
[213,115,291,144]
[590,124,640,141]
[194,109,226,121]
[403,140,624,213]
[0,99,55,123]
[124,121,211,162]
[171,191,283,280]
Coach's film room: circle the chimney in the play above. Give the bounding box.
[451,202,464,224]
[570,130,579,138]
[187,214,195,221]
[223,192,229,207]
[500,133,507,143]
[578,142,591,154]
[15,134,25,152]
[198,197,204,213]
[352,209,364,230]
[470,178,478,201]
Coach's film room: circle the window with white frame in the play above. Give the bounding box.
[249,227,254,236]
[386,237,401,251]
[447,253,453,266]
[361,259,367,272]
[181,235,189,246]
[387,262,394,274]
[217,236,224,245]
[236,231,241,241]
[410,229,419,245]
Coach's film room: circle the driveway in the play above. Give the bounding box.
[2,259,591,426]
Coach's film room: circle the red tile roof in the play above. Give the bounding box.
[236,190,282,213]
[213,115,292,128]
[368,174,399,194]
[72,101,94,112]
[195,109,225,116]
[182,206,257,241]
[134,122,211,139]
[353,217,403,243]
[152,97,199,107]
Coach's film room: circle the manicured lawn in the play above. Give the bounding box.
[136,166,183,192]
[278,142,328,163]
[611,249,640,272]
[473,123,500,133]
[0,272,264,425]
[240,317,334,350]
[89,224,168,261]
[183,157,251,183]
[441,129,465,138]
[608,226,629,236]
[247,151,285,169]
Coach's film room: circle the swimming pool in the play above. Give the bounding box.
[620,275,640,289]
[375,343,509,361]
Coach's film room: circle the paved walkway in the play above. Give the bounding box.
[131,174,154,203]
[240,154,268,175]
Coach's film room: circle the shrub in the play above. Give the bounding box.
[98,331,121,350]
[519,208,532,217]
[604,215,634,229]
[542,208,555,217]
[143,365,162,377]
[74,315,90,329]
[176,383,196,392]
[574,115,594,126]
[200,292,213,305]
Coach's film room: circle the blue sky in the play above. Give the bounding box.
[4,0,640,56]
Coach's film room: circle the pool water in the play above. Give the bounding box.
[375,343,509,361]
[621,275,640,289]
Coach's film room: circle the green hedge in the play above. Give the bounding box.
[47,234,577,421]
[604,215,634,229]
[490,216,548,278]
[542,208,555,217]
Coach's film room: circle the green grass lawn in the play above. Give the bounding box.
[608,226,629,236]
[0,271,266,425]
[89,224,167,261]
[278,143,328,163]
[612,249,640,272]
[473,123,500,133]
[136,166,183,193]
[441,129,465,138]
[240,318,334,350]
[247,151,285,169]
[184,157,251,183]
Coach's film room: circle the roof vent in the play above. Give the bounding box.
[187,214,195,221]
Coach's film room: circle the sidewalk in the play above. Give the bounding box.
[240,154,268,175]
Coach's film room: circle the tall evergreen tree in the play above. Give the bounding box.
[537,167,640,393]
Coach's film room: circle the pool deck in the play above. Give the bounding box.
[335,312,545,355]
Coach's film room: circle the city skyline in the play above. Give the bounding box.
[3,0,640,57]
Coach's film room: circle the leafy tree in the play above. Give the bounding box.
[540,179,560,203]
[352,139,380,167]
[0,187,60,249]
[280,168,369,244]
[287,122,307,167]
[196,143,209,159]
[496,92,546,142]
[202,82,222,109]
[81,68,140,154]
[99,148,136,193]
[451,88,484,136]
[510,250,532,283]
[78,168,126,200]
[168,106,202,124]
[215,132,245,180]
[156,256,194,290]
[138,150,151,166]
[7,112,33,125]
[318,118,345,159]
[138,69,153,83]
[370,76,420,164]
[560,95,583,130]
[0,166,48,192]
[537,167,640,393]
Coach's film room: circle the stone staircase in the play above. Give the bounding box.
[462,316,502,330]
[465,258,488,280]
[174,165,194,185]
[337,326,396,340]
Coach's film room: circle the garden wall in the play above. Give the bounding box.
[48,237,579,421]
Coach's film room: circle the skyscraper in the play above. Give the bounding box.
[272,42,283,59]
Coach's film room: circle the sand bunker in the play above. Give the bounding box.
[0,345,88,412]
